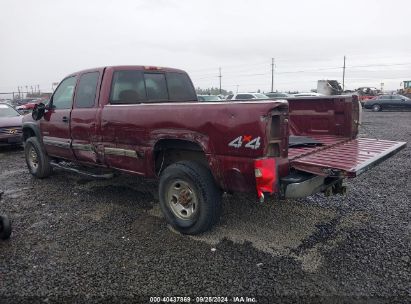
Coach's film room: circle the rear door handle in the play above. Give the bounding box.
[62,116,69,123]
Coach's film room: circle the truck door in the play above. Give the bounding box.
[70,70,103,163]
[99,68,148,174]
[40,76,77,160]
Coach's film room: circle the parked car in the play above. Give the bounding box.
[197,95,221,101]
[364,94,411,112]
[226,93,269,100]
[0,103,23,146]
[22,65,406,234]
[14,98,37,106]
[265,92,294,99]
[0,99,13,106]
[293,92,324,97]
[16,98,49,114]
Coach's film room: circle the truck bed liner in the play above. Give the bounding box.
[288,135,348,160]
[289,136,406,178]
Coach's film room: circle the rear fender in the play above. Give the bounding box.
[149,132,222,187]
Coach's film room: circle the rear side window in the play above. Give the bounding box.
[75,72,99,108]
[166,72,196,101]
[109,70,196,104]
[110,71,146,104]
[144,73,168,101]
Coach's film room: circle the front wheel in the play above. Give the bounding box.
[372,104,382,112]
[25,137,52,178]
[158,161,222,235]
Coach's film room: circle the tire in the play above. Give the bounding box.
[0,215,11,240]
[158,161,222,235]
[372,104,381,112]
[24,137,52,178]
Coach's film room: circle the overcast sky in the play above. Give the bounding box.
[1,0,410,96]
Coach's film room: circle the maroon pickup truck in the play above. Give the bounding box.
[22,65,406,234]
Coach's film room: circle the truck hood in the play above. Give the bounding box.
[0,115,23,128]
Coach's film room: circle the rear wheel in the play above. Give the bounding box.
[25,137,52,178]
[159,161,222,235]
[372,104,381,112]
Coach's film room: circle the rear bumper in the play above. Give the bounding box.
[281,174,343,199]
[283,175,326,198]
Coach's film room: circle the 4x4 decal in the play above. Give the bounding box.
[228,135,261,150]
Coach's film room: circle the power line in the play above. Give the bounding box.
[218,67,222,94]
[271,58,275,92]
[347,62,411,68]
[185,60,269,74]
[342,55,346,91]
[187,62,411,78]
[191,61,411,81]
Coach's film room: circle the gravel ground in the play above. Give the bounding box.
[0,111,410,303]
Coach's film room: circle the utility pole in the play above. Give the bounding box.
[271,58,275,92]
[236,85,239,93]
[342,55,346,91]
[218,67,222,94]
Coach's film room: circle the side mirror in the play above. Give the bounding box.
[32,103,46,121]
[401,98,405,101]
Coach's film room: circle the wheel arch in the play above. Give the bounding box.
[22,123,42,142]
[151,138,222,188]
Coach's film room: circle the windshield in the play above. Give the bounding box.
[0,104,20,117]
[254,93,269,99]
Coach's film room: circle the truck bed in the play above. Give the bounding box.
[285,97,406,178]
[288,135,347,160]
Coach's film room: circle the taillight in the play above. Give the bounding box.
[254,158,278,202]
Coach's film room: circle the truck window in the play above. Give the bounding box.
[144,73,168,101]
[52,76,77,109]
[110,71,146,104]
[109,70,197,104]
[75,72,99,108]
[166,72,196,101]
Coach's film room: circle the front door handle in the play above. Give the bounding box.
[62,116,69,123]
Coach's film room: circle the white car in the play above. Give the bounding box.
[226,93,269,100]
[293,92,324,97]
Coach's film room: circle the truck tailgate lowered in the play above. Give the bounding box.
[290,138,406,178]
